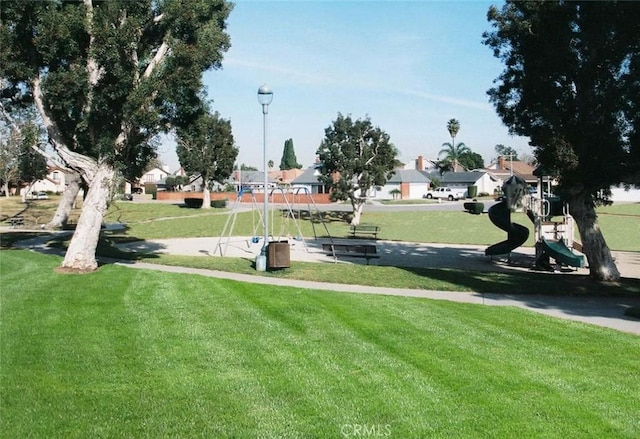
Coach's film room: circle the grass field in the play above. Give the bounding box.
[1,250,639,438]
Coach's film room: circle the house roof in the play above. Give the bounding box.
[232,170,276,184]
[427,171,494,185]
[487,158,537,182]
[292,166,324,185]
[386,169,432,184]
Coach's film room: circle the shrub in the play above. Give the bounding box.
[463,202,484,215]
[184,198,203,208]
[211,199,227,208]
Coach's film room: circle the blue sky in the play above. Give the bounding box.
[159,0,531,171]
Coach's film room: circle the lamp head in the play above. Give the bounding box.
[257,84,273,112]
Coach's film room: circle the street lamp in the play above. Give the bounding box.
[256,84,273,271]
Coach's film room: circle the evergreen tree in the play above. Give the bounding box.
[484,0,640,280]
[279,138,302,170]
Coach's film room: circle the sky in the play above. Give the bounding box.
[158,0,532,171]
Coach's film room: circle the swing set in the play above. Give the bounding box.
[214,184,332,257]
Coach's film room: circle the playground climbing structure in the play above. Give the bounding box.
[485,171,584,271]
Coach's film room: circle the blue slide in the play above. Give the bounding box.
[485,201,530,256]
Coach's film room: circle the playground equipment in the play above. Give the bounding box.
[214,185,333,267]
[527,167,584,270]
[485,175,530,256]
[486,171,584,271]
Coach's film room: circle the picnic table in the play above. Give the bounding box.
[8,215,25,228]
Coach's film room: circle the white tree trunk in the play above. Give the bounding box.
[350,199,366,225]
[61,164,114,271]
[2,182,9,198]
[202,186,211,209]
[570,195,620,281]
[47,171,82,229]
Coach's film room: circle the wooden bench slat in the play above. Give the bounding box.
[349,224,380,239]
[322,243,379,265]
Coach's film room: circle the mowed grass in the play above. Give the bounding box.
[101,201,640,250]
[1,250,639,438]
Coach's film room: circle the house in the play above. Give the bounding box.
[486,156,539,189]
[436,171,500,196]
[405,155,440,173]
[25,164,70,194]
[291,165,330,195]
[140,166,170,184]
[373,169,432,199]
[291,164,432,200]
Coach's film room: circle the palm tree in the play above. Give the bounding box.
[447,118,460,145]
[439,119,470,171]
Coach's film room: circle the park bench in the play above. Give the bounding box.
[322,242,379,265]
[349,224,380,239]
[8,215,25,228]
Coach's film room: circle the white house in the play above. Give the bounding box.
[438,171,500,196]
[371,169,432,200]
[26,164,69,194]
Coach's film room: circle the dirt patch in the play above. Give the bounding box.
[54,266,100,275]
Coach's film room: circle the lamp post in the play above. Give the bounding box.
[256,84,273,271]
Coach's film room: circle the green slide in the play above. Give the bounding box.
[540,238,584,268]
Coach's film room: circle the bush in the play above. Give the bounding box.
[184,198,203,208]
[463,202,484,215]
[183,198,227,208]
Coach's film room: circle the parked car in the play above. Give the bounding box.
[423,187,466,201]
[28,191,49,200]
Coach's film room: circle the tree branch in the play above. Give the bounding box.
[143,41,169,79]
[32,75,98,180]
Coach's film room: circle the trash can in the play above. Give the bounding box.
[467,185,478,198]
[268,241,290,269]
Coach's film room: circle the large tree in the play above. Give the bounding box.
[176,111,237,209]
[439,118,471,171]
[1,0,232,271]
[484,0,640,281]
[316,113,398,225]
[458,151,484,171]
[279,138,302,170]
[494,144,519,162]
[0,103,47,198]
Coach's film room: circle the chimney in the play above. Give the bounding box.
[498,156,505,170]
[417,155,424,171]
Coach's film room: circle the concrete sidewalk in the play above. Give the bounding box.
[118,235,639,279]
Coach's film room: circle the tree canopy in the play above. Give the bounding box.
[0,0,233,270]
[494,144,519,162]
[176,111,237,208]
[316,113,398,224]
[484,0,639,280]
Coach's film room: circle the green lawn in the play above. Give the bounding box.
[100,201,639,251]
[1,250,639,438]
